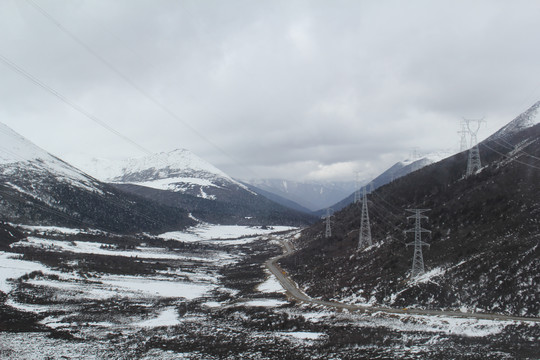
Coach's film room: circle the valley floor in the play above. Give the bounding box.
[0,225,538,359]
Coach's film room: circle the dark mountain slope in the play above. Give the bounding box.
[113,183,317,227]
[281,123,540,317]
[80,149,317,226]
[0,169,195,234]
[0,222,25,251]
[0,122,194,234]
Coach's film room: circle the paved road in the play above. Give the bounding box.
[266,238,540,323]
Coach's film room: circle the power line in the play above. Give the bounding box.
[368,202,404,235]
[480,142,540,171]
[491,137,540,162]
[370,191,404,219]
[0,53,241,231]
[24,0,255,179]
[0,52,152,157]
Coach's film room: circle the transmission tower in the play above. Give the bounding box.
[354,172,361,203]
[458,121,469,152]
[324,208,333,238]
[464,118,485,177]
[358,187,372,249]
[404,209,431,278]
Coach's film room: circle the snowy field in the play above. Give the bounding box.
[160,223,297,243]
[1,225,538,359]
[11,236,233,263]
[0,252,48,293]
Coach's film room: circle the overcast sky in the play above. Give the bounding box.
[1,0,540,182]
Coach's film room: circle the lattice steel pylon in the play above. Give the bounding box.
[464,118,485,177]
[354,172,361,203]
[404,209,431,278]
[324,208,333,238]
[458,121,469,152]
[358,187,372,249]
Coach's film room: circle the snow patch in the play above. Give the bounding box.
[202,301,223,308]
[410,267,446,284]
[133,307,181,328]
[159,224,297,243]
[277,331,325,340]
[11,237,200,261]
[100,275,212,299]
[242,299,288,307]
[0,252,49,293]
[257,271,285,293]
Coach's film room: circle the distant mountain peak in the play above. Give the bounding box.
[112,148,233,183]
[74,148,250,200]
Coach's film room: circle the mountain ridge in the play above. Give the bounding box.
[280,105,540,317]
[74,148,316,226]
[314,154,443,216]
[0,122,194,233]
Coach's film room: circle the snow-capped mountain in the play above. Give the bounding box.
[322,154,444,214]
[0,123,193,232]
[244,179,357,212]
[487,100,540,141]
[77,149,251,201]
[378,155,441,184]
[0,123,103,194]
[74,149,315,226]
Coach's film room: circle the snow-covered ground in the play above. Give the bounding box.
[0,225,256,334]
[160,223,297,243]
[257,270,285,294]
[11,237,227,263]
[1,225,537,359]
[0,252,48,293]
[14,225,105,236]
[242,299,288,307]
[133,307,181,328]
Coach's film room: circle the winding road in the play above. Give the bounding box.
[266,238,540,323]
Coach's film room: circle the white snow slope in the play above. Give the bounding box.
[0,122,102,193]
[488,100,540,140]
[74,149,250,197]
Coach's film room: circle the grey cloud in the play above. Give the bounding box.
[1,0,540,182]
